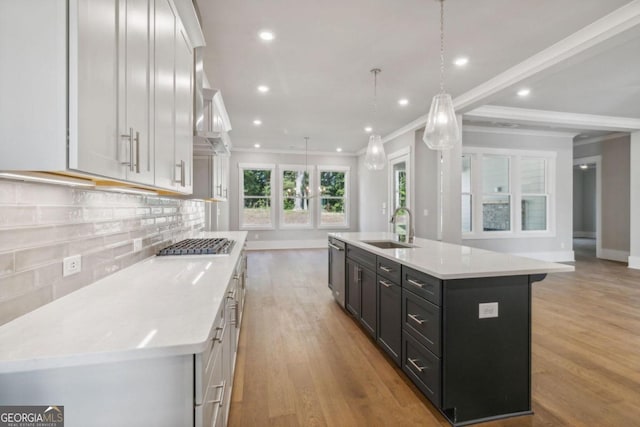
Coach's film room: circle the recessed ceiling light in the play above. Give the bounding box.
[258,31,275,41]
[336,148,342,152]
[254,143,261,148]
[253,119,262,126]
[453,57,469,67]
[517,88,531,97]
[579,164,588,170]
[364,126,373,133]
[257,85,270,93]
[398,98,409,106]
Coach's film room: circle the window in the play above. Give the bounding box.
[318,167,349,228]
[461,154,472,233]
[521,158,547,231]
[239,164,275,229]
[388,148,411,236]
[482,156,511,232]
[280,165,312,228]
[462,148,555,238]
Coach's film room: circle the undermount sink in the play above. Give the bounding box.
[361,240,417,249]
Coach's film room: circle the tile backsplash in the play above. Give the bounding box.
[0,179,204,326]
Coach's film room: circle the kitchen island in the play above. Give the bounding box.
[0,231,247,427]
[328,232,574,426]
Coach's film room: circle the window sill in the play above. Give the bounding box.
[318,224,350,230]
[463,231,556,240]
[239,225,276,231]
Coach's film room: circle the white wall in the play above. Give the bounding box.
[228,150,358,247]
[461,129,574,262]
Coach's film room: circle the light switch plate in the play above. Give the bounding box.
[63,255,82,277]
[479,302,499,319]
[133,238,142,252]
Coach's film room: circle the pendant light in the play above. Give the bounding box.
[364,68,386,170]
[423,0,460,151]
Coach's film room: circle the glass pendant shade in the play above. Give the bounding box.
[422,92,459,150]
[364,134,386,170]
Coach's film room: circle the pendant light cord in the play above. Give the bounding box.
[372,69,380,127]
[440,0,445,93]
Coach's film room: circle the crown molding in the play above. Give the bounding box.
[382,114,427,144]
[465,105,640,132]
[462,125,577,139]
[453,0,640,112]
[573,132,630,146]
[231,147,357,157]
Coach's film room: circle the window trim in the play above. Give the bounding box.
[317,165,350,229]
[278,164,315,230]
[462,147,556,240]
[238,163,276,230]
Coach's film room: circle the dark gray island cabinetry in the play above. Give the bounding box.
[327,232,573,426]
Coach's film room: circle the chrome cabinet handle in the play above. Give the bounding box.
[408,313,425,325]
[216,184,222,196]
[215,324,226,343]
[408,358,426,372]
[134,131,140,173]
[328,243,344,251]
[207,380,226,406]
[224,188,228,198]
[234,301,239,326]
[175,160,186,186]
[407,279,424,289]
[379,280,393,288]
[379,266,392,272]
[120,127,134,171]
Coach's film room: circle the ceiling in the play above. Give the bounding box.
[197,0,636,153]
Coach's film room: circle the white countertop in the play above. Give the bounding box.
[0,231,247,374]
[330,232,574,280]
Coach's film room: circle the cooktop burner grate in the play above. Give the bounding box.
[157,238,236,256]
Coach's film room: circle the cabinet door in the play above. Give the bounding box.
[346,259,360,317]
[359,266,377,338]
[120,0,154,185]
[73,0,124,178]
[153,0,176,190]
[378,278,401,365]
[174,28,193,193]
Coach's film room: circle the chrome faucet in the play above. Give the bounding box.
[390,207,414,244]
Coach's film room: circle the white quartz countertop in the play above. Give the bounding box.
[0,231,247,374]
[330,232,574,280]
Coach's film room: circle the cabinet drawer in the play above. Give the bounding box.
[402,266,442,306]
[402,289,441,357]
[402,331,441,408]
[195,305,225,405]
[346,244,376,271]
[377,256,401,283]
[197,346,224,427]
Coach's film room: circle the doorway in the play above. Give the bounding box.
[573,156,601,259]
[388,148,411,236]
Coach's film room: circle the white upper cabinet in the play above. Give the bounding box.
[192,154,228,201]
[0,0,202,193]
[153,0,193,194]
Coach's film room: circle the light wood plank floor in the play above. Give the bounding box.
[228,249,640,427]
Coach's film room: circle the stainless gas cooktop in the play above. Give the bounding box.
[157,238,235,256]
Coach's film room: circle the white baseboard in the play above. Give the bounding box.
[600,248,630,263]
[628,256,640,270]
[245,239,327,251]
[573,231,596,239]
[512,251,575,263]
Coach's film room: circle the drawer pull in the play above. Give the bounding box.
[408,313,425,325]
[379,266,392,272]
[328,243,344,251]
[408,358,426,372]
[407,278,425,289]
[207,380,226,406]
[215,324,226,343]
[379,280,393,288]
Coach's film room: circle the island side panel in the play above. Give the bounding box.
[441,275,532,425]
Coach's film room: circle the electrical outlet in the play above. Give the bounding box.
[423,209,429,216]
[478,302,499,319]
[63,255,82,277]
[133,238,142,252]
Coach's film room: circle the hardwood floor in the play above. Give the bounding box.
[228,249,640,427]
